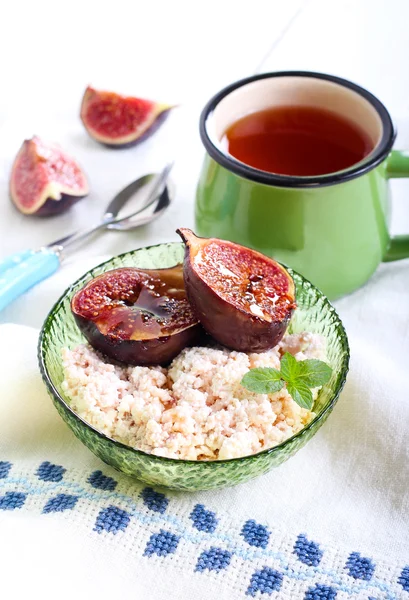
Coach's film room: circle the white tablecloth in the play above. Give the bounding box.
[0,255,408,599]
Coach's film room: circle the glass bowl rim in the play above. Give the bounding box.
[38,241,350,466]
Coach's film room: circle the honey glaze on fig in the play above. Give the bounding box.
[75,267,193,339]
[71,265,202,366]
[196,241,296,322]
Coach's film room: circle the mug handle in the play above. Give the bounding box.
[383,150,409,262]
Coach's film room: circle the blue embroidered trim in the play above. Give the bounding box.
[140,487,169,514]
[196,547,232,572]
[190,503,218,533]
[94,505,131,534]
[246,567,283,596]
[144,530,180,557]
[345,552,376,581]
[0,491,26,510]
[398,566,409,592]
[88,470,117,491]
[0,462,406,600]
[294,534,323,567]
[43,493,78,514]
[241,519,270,549]
[304,583,337,600]
[36,461,66,482]
[0,461,12,479]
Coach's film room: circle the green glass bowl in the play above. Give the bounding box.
[38,242,349,491]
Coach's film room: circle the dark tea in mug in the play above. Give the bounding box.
[221,105,373,176]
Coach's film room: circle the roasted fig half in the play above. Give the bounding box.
[80,86,173,147]
[71,265,202,366]
[10,136,89,216]
[177,229,296,353]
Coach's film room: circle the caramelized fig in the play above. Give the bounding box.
[80,86,173,147]
[71,265,202,366]
[10,136,89,216]
[177,229,296,353]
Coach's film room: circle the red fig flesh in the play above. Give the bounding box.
[80,86,173,147]
[9,136,89,216]
[177,229,296,353]
[71,265,202,366]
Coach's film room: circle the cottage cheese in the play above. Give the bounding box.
[61,332,326,460]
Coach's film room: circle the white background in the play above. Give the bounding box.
[2,0,409,329]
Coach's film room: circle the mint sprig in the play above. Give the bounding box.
[241,352,332,410]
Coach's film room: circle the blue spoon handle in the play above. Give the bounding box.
[0,249,35,275]
[0,249,60,312]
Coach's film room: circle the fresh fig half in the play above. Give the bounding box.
[71,265,202,366]
[80,86,173,147]
[9,136,89,216]
[177,229,296,353]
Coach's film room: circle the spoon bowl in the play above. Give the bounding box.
[49,164,173,253]
[107,179,173,231]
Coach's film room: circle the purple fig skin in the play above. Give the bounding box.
[71,265,204,366]
[27,192,86,217]
[73,313,202,366]
[177,229,296,353]
[101,109,172,149]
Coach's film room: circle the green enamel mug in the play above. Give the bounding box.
[195,71,409,300]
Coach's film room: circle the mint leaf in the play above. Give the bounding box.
[280,352,299,382]
[240,352,332,410]
[286,381,314,410]
[241,368,284,394]
[295,359,332,388]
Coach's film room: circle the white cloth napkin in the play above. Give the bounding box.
[0,258,409,600]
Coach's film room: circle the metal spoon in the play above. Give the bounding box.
[0,165,173,312]
[49,163,173,251]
